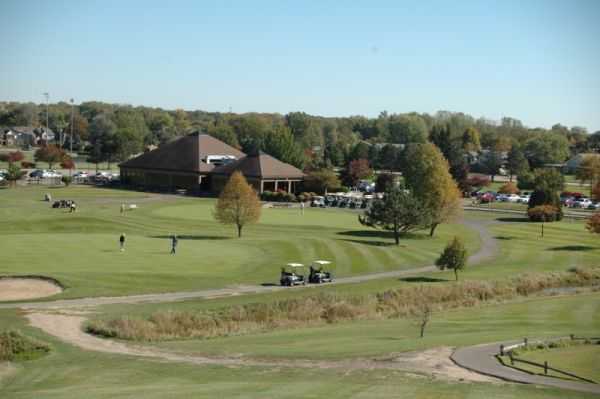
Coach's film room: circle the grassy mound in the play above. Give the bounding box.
[0,330,50,361]
[86,267,600,341]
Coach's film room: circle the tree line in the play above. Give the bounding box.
[2,101,598,174]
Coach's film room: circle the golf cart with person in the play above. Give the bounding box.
[309,260,333,284]
[280,263,306,286]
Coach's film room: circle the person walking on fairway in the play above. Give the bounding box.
[170,235,178,255]
[119,233,126,252]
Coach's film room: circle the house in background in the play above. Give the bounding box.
[564,153,600,174]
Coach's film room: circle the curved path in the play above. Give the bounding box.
[0,218,498,310]
[452,341,600,395]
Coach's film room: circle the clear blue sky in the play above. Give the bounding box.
[1,0,599,131]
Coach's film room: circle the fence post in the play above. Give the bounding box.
[544,361,548,375]
[500,344,504,356]
[509,353,514,365]
[524,337,528,347]
[570,334,574,340]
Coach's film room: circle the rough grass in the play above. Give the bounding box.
[0,330,50,361]
[86,267,600,341]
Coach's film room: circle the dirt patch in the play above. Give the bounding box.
[0,278,63,301]
[383,347,498,383]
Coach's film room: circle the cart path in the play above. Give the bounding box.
[0,218,498,310]
[23,311,496,383]
[452,341,600,395]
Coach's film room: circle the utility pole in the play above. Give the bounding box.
[43,92,49,143]
[70,98,74,155]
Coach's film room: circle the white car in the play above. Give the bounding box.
[505,194,521,203]
[43,170,62,178]
[572,198,592,208]
[518,195,530,204]
[73,171,89,178]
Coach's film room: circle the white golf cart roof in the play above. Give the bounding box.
[286,263,305,268]
[312,260,331,265]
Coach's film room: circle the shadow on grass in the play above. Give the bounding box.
[150,235,230,240]
[260,283,279,287]
[548,245,597,252]
[494,236,515,240]
[399,276,448,283]
[337,230,430,241]
[338,238,397,247]
[496,217,529,223]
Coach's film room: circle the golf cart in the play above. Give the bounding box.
[309,260,333,284]
[280,263,306,286]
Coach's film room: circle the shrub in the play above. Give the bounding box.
[498,182,519,194]
[517,171,535,190]
[61,176,73,187]
[527,205,562,222]
[21,161,36,168]
[0,330,50,361]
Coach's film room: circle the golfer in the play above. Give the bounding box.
[171,235,178,255]
[119,233,126,251]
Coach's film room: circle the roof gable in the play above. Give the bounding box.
[212,151,304,179]
[120,132,245,173]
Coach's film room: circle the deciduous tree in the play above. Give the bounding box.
[576,155,600,188]
[214,171,261,238]
[403,143,462,236]
[435,236,467,281]
[34,145,66,169]
[344,159,372,187]
[303,168,340,194]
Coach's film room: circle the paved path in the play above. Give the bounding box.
[452,341,600,395]
[0,219,497,310]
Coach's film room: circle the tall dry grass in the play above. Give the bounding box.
[86,267,600,342]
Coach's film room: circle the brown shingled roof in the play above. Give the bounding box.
[120,132,245,173]
[211,151,304,179]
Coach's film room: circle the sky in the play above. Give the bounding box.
[1,0,599,131]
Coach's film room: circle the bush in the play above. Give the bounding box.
[21,161,36,168]
[498,182,519,194]
[527,205,562,222]
[517,171,535,190]
[61,176,73,187]
[0,330,50,361]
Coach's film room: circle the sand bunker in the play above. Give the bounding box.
[0,278,63,301]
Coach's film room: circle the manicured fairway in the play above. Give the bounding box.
[0,186,479,298]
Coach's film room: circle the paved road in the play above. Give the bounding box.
[0,219,497,310]
[452,341,600,395]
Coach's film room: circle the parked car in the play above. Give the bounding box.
[311,196,325,207]
[517,194,530,204]
[43,170,62,178]
[572,198,592,208]
[505,194,521,203]
[479,192,496,203]
[587,202,600,210]
[29,169,44,178]
[73,171,89,178]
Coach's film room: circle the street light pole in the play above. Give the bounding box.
[70,98,74,155]
[43,92,49,143]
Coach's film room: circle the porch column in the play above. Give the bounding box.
[287,180,291,193]
[260,180,264,193]
[274,180,279,191]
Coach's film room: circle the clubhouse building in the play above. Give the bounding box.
[119,132,304,194]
